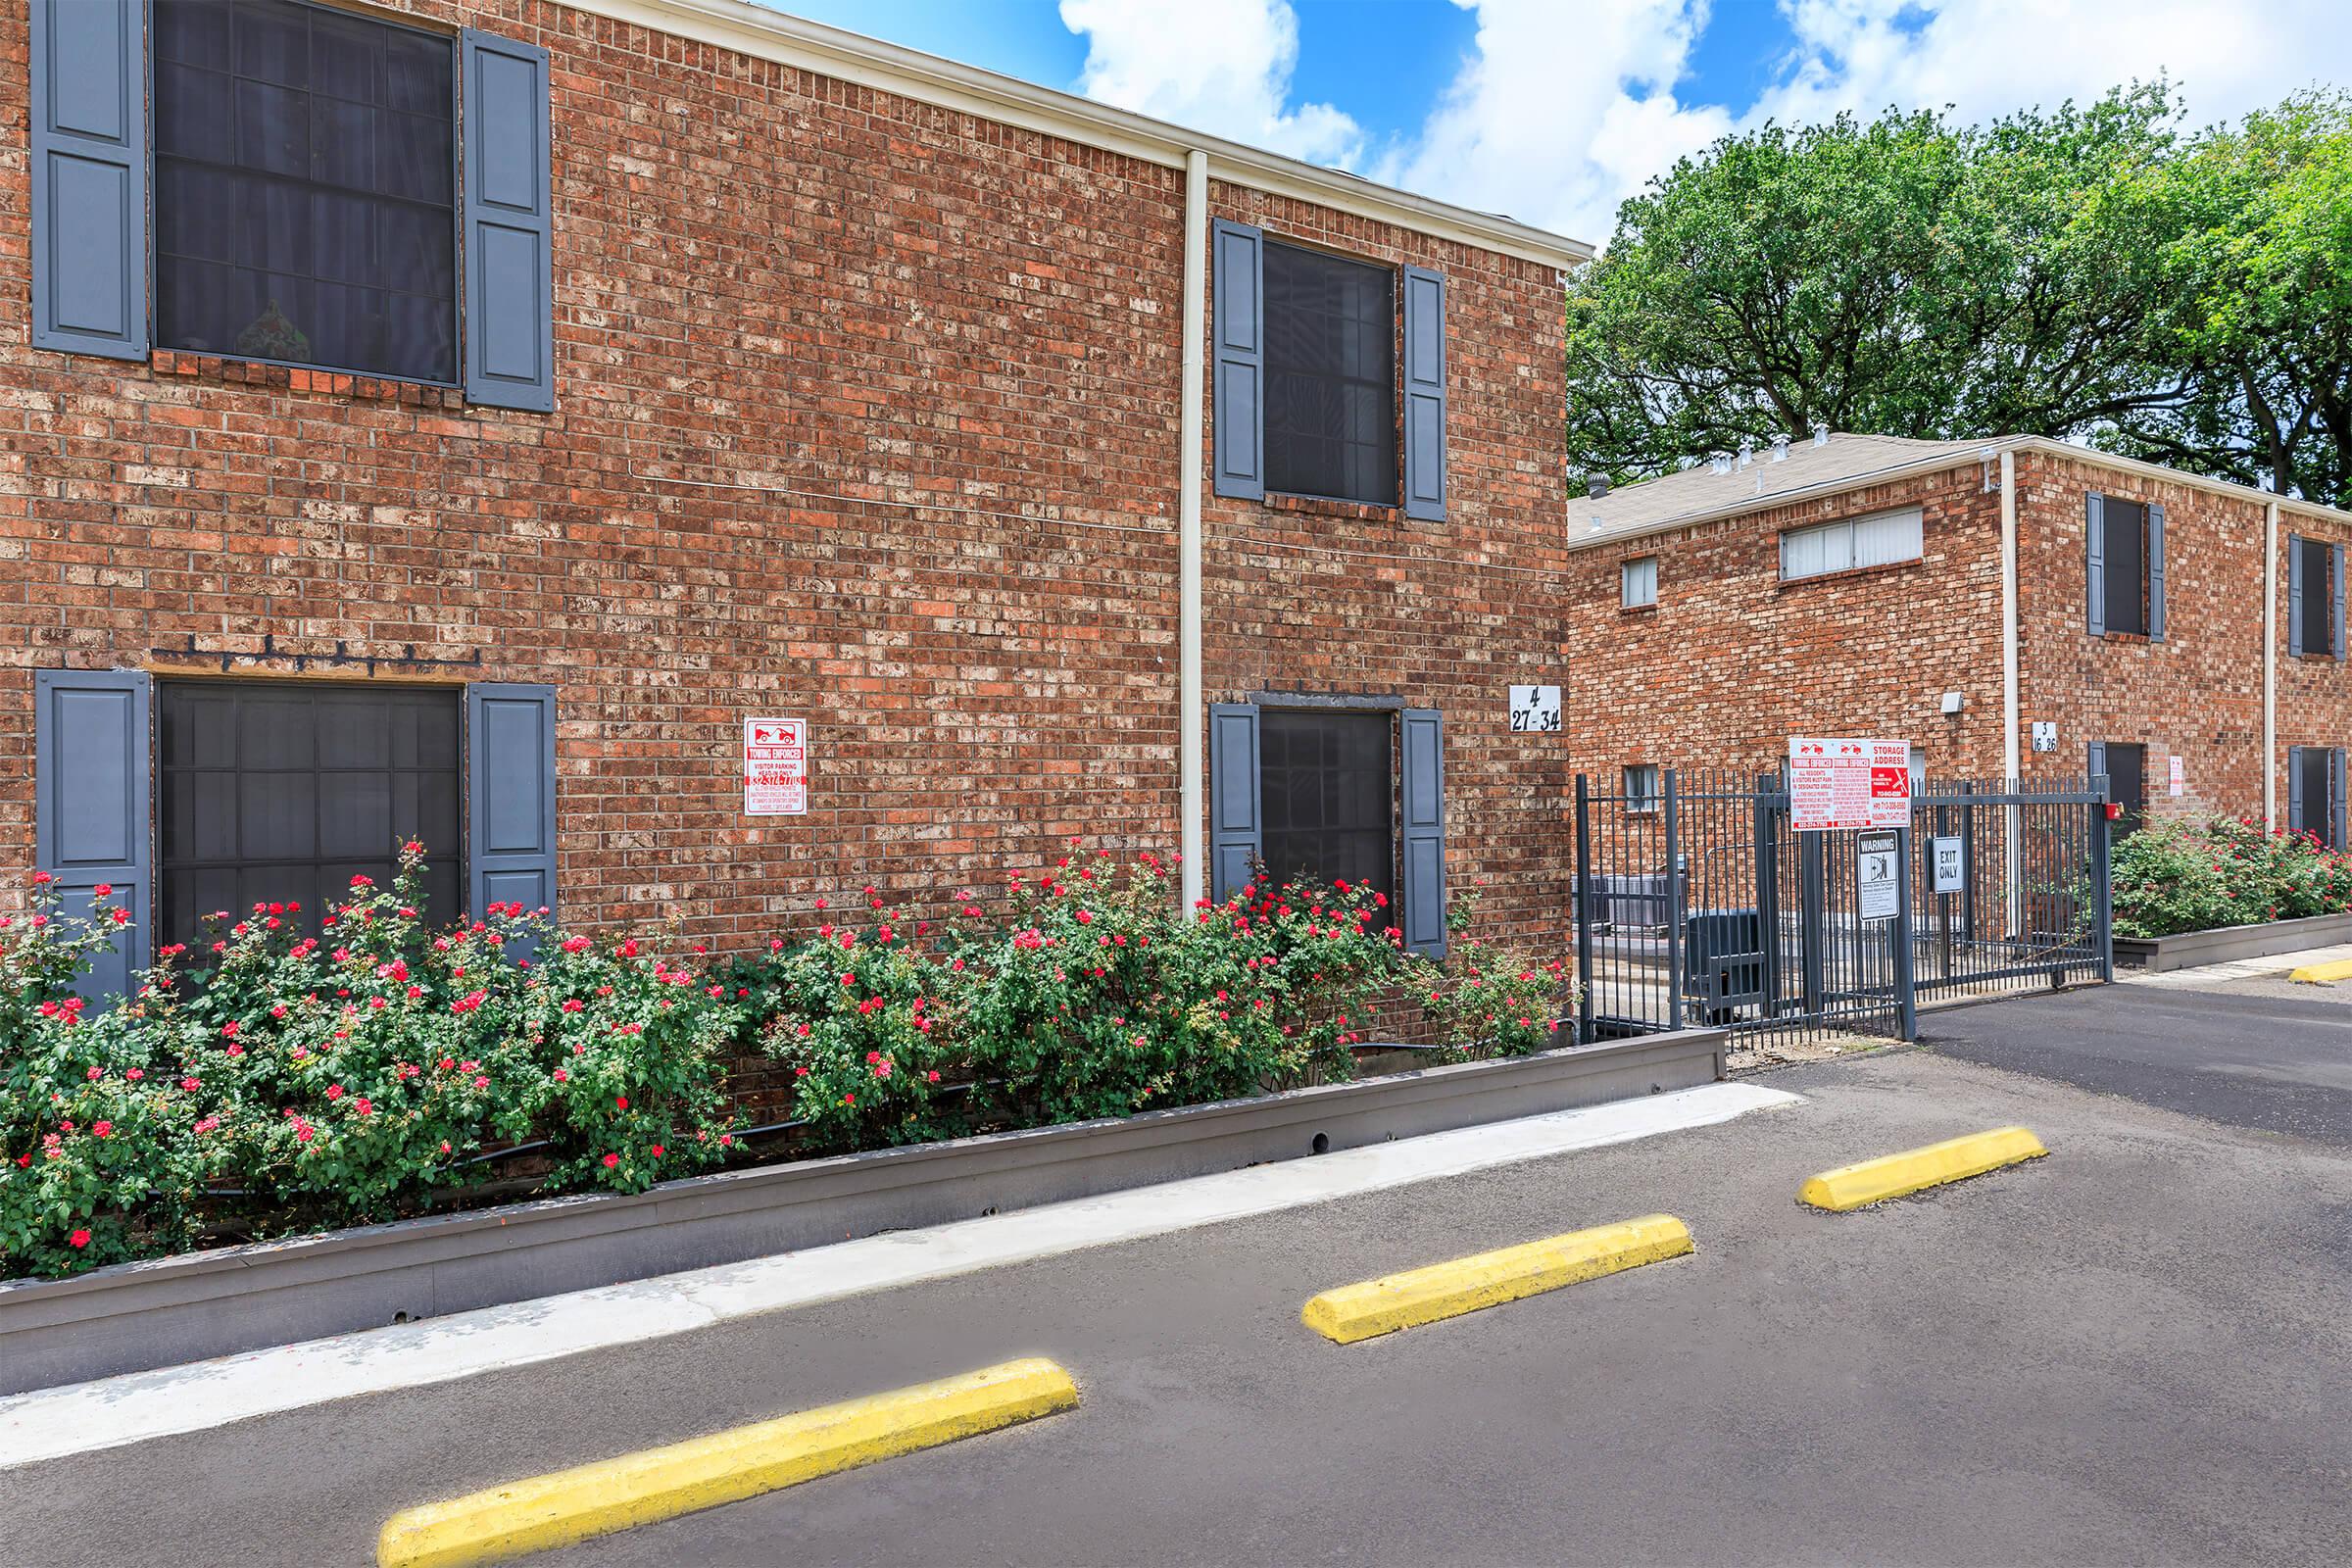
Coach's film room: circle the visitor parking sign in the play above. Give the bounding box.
[744,716,808,815]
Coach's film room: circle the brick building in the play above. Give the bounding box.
[6,0,1592,997]
[1566,429,2352,836]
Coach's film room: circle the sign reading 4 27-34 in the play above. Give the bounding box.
[1788,735,1910,832]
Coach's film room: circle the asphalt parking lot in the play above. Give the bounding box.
[5,1034,2348,1568]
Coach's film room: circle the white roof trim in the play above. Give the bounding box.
[1567,435,2352,553]
[568,0,1594,270]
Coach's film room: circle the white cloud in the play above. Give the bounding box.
[1374,0,1732,247]
[1055,0,2352,254]
[1058,0,1364,166]
[1755,0,2352,133]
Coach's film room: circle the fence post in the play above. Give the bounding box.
[2091,779,2115,982]
[1663,767,1684,1032]
[1575,774,1594,1044]
[1893,824,1919,1040]
[1755,769,1781,1020]
[1798,828,1825,1019]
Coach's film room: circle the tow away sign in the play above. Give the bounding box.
[1788,736,1911,831]
[744,716,808,816]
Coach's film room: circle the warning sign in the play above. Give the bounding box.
[1788,736,1911,832]
[1856,828,1901,920]
[744,716,808,816]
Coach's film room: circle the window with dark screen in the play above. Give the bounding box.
[2297,535,2334,655]
[159,681,463,953]
[2102,743,2147,833]
[153,0,459,383]
[1258,710,1395,906]
[2103,499,2147,636]
[1263,241,1397,506]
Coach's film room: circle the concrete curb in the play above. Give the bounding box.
[0,1028,1725,1395]
[1301,1213,1693,1344]
[374,1357,1079,1568]
[1798,1126,2047,1211]
[2114,912,2352,972]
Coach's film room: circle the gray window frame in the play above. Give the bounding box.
[1624,763,1661,813]
[1258,236,1400,510]
[1621,555,1657,609]
[147,0,466,388]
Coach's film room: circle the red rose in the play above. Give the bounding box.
[69,1229,91,1249]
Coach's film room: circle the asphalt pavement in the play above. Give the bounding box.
[4,1041,2347,1568]
[1924,981,2352,1147]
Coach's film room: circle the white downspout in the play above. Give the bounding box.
[2001,449,2022,937]
[1178,149,1208,908]
[2000,450,2019,785]
[2265,498,2278,829]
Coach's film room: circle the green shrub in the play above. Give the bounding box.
[2111,815,2352,938]
[3,844,1568,1280]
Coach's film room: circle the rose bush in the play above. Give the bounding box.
[2111,815,2352,938]
[3,843,1569,1280]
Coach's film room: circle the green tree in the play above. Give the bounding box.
[2098,91,2352,507]
[1563,83,2352,509]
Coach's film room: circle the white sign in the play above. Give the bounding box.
[2031,720,2058,754]
[1509,684,1561,733]
[1788,736,1911,831]
[1857,828,1902,920]
[2168,755,2184,798]
[1931,834,1965,894]
[744,716,808,815]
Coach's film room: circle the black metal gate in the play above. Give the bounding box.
[1572,768,2111,1048]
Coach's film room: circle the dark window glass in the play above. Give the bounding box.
[2102,743,2146,833]
[2297,748,2336,846]
[2298,536,2333,655]
[1258,710,1394,906]
[1263,242,1396,506]
[2103,499,2147,636]
[159,681,463,953]
[154,0,457,382]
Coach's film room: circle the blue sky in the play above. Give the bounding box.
[763,0,2351,247]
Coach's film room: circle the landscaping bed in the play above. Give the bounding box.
[3,844,1566,1284]
[0,1025,1723,1395]
[2110,815,2352,970]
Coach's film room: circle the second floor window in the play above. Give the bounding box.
[2292,534,2342,658]
[2100,499,2149,636]
[1621,556,1657,609]
[153,0,459,384]
[1263,240,1396,507]
[1780,507,1922,582]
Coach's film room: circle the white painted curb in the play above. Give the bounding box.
[0,1080,1799,1470]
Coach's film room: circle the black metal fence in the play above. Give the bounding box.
[1573,768,2111,1050]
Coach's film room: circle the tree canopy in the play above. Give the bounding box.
[1566,85,2352,508]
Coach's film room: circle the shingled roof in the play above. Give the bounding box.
[1574,433,1994,542]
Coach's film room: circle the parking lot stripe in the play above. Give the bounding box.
[1301,1214,1694,1344]
[375,1356,1079,1568]
[1798,1126,2047,1211]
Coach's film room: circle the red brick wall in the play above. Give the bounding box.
[1558,464,2008,787]
[2013,449,2273,823]
[0,1,1576,962]
[1200,188,1571,952]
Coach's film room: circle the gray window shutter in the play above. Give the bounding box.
[35,669,151,1004]
[2146,503,2166,642]
[1399,708,1447,956]
[2086,742,2108,805]
[28,0,147,360]
[1401,267,1447,522]
[2333,544,2346,661]
[2289,747,2307,836]
[462,29,556,413]
[2083,494,2106,636]
[1208,703,1262,904]
[2289,535,2306,656]
[467,683,559,956]
[2324,747,2342,846]
[1210,221,1264,501]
